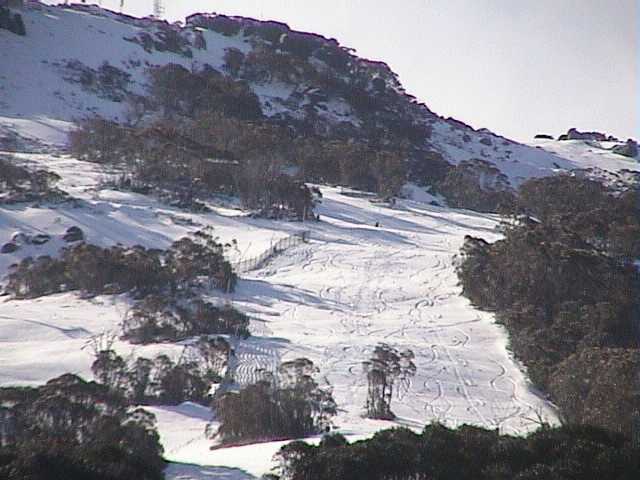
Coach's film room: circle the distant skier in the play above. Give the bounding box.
[375,221,380,228]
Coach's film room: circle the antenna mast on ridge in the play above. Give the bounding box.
[152,0,164,19]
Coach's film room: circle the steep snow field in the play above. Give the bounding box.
[1,153,557,478]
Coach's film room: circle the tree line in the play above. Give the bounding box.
[457,174,640,436]
[273,423,639,480]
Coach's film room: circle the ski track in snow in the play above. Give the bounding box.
[228,188,559,445]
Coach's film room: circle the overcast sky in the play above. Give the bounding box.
[52,1,638,142]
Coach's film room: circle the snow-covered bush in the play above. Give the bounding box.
[0,156,67,204]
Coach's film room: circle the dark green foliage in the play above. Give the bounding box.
[68,117,133,164]
[166,234,237,291]
[274,423,640,480]
[223,47,245,76]
[0,7,26,36]
[436,159,515,212]
[10,12,24,35]
[92,341,231,406]
[517,175,640,259]
[215,358,336,443]
[121,295,249,343]
[148,63,262,121]
[0,374,164,480]
[4,230,236,299]
[5,243,166,298]
[248,174,316,220]
[187,14,243,36]
[549,348,639,435]
[457,175,640,436]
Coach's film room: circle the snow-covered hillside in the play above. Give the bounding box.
[0,151,557,478]
[2,2,637,186]
[1,3,638,479]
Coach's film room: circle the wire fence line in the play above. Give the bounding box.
[231,230,310,274]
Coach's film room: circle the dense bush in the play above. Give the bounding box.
[187,14,243,36]
[214,358,336,444]
[92,340,231,405]
[435,159,515,212]
[68,57,423,207]
[121,295,249,343]
[0,156,67,204]
[0,7,25,36]
[4,231,236,299]
[0,374,165,480]
[457,175,640,435]
[274,423,639,480]
[148,63,262,121]
[517,175,640,259]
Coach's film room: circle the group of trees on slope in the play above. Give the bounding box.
[457,174,640,436]
[90,345,339,447]
[91,336,232,406]
[214,358,337,444]
[0,156,67,204]
[274,423,639,480]
[211,340,418,445]
[69,63,409,217]
[64,12,531,215]
[0,374,165,480]
[5,229,236,298]
[4,229,249,343]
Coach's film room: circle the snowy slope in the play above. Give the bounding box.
[0,151,557,478]
[1,2,252,145]
[1,3,636,479]
[1,2,637,186]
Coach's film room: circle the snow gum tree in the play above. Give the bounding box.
[363,343,416,420]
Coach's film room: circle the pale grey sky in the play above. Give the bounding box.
[52,1,638,142]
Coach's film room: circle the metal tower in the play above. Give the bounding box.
[152,0,163,19]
